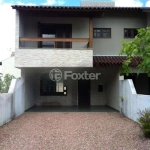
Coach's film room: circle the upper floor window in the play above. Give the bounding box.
[93,28,111,38]
[124,28,138,38]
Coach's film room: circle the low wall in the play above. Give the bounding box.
[0,79,24,126]
[105,68,120,110]
[119,79,150,122]
[0,93,13,126]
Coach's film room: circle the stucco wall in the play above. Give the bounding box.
[15,10,19,49]
[15,49,93,68]
[2,56,21,78]
[8,79,24,118]
[36,68,106,106]
[105,68,120,110]
[21,67,113,106]
[19,15,89,49]
[0,93,13,126]
[19,12,25,48]
[119,79,150,122]
[0,79,24,126]
[93,14,146,55]
[16,11,147,55]
[21,70,36,110]
[90,79,106,105]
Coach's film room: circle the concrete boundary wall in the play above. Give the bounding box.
[120,79,150,122]
[0,79,24,126]
[0,93,13,126]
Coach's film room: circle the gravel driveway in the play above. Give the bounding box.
[0,112,149,150]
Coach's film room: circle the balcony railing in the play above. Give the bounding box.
[19,37,91,48]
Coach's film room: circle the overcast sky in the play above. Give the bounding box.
[0,0,150,61]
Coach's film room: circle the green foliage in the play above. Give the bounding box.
[0,74,16,93]
[138,109,150,138]
[120,96,124,102]
[120,27,150,76]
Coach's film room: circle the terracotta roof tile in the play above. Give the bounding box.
[93,56,142,67]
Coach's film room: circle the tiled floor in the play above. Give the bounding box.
[26,105,118,112]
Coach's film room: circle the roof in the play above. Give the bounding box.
[93,56,142,67]
[12,5,148,18]
[11,5,150,10]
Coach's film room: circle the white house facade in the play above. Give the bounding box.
[11,5,150,111]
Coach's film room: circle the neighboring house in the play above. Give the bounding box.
[1,53,21,78]
[11,5,150,111]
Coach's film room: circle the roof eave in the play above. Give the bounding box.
[11,5,149,11]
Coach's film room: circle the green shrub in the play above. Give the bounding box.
[138,109,150,138]
[0,74,16,93]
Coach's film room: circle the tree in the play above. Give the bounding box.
[0,74,16,93]
[120,27,150,76]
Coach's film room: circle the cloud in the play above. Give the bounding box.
[146,0,150,6]
[57,0,66,5]
[43,0,55,5]
[42,0,66,6]
[115,0,143,7]
[17,1,36,6]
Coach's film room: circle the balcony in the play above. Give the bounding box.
[19,37,91,47]
[15,37,93,68]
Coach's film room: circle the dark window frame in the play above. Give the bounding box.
[40,73,67,96]
[40,80,67,96]
[38,22,72,48]
[93,28,111,38]
[124,28,138,38]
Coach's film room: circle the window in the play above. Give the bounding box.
[93,28,111,38]
[124,28,138,38]
[40,73,67,96]
[38,23,72,48]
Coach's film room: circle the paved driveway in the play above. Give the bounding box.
[0,112,149,150]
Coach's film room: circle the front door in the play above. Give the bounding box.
[78,80,90,106]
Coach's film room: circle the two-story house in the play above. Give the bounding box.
[12,5,150,111]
